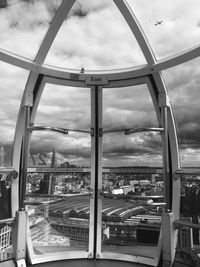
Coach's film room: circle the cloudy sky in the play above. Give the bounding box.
[0,0,200,167]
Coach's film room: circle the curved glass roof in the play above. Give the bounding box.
[44,0,146,70]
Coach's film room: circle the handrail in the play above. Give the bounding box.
[27,125,92,135]
[0,168,18,179]
[28,126,68,135]
[103,126,164,135]
[0,167,15,173]
[175,168,200,175]
[0,218,15,224]
[26,192,92,198]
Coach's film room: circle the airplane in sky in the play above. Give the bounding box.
[155,20,163,26]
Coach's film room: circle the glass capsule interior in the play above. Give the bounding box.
[0,1,200,267]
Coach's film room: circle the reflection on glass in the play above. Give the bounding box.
[102,86,163,256]
[0,62,28,167]
[26,145,91,253]
[26,192,91,254]
[162,58,200,167]
[26,84,91,254]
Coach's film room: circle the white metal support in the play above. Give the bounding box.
[162,212,176,267]
[16,259,26,267]
[88,87,95,258]
[95,87,103,258]
[159,94,178,266]
[19,104,31,211]
[13,211,27,262]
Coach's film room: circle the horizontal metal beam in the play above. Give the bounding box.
[175,168,200,175]
[0,167,16,173]
[28,125,68,135]
[0,217,15,224]
[26,193,91,199]
[1,44,200,82]
[103,127,164,135]
[174,220,200,230]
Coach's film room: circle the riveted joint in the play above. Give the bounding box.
[159,94,170,108]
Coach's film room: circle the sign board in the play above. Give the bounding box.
[86,76,108,85]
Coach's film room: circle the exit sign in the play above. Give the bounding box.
[86,76,108,85]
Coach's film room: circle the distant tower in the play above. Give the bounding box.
[51,148,58,168]
[0,147,4,167]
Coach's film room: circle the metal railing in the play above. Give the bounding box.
[0,218,15,262]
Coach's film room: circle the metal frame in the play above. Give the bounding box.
[1,0,200,265]
[89,86,103,258]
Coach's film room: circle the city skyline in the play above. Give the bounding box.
[0,0,200,167]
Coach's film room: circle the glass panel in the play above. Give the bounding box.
[45,0,146,70]
[101,85,163,256]
[34,84,91,128]
[162,58,200,167]
[0,61,28,167]
[127,0,200,59]
[163,59,200,261]
[26,85,91,254]
[0,0,62,59]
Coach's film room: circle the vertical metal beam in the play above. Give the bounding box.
[88,87,95,258]
[159,94,171,212]
[159,94,177,266]
[89,86,102,259]
[162,212,176,267]
[96,87,103,257]
[163,107,170,212]
[19,105,30,211]
[13,211,27,263]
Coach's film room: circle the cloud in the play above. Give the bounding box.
[0,61,28,145]
[45,1,145,69]
[34,84,91,128]
[29,131,91,167]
